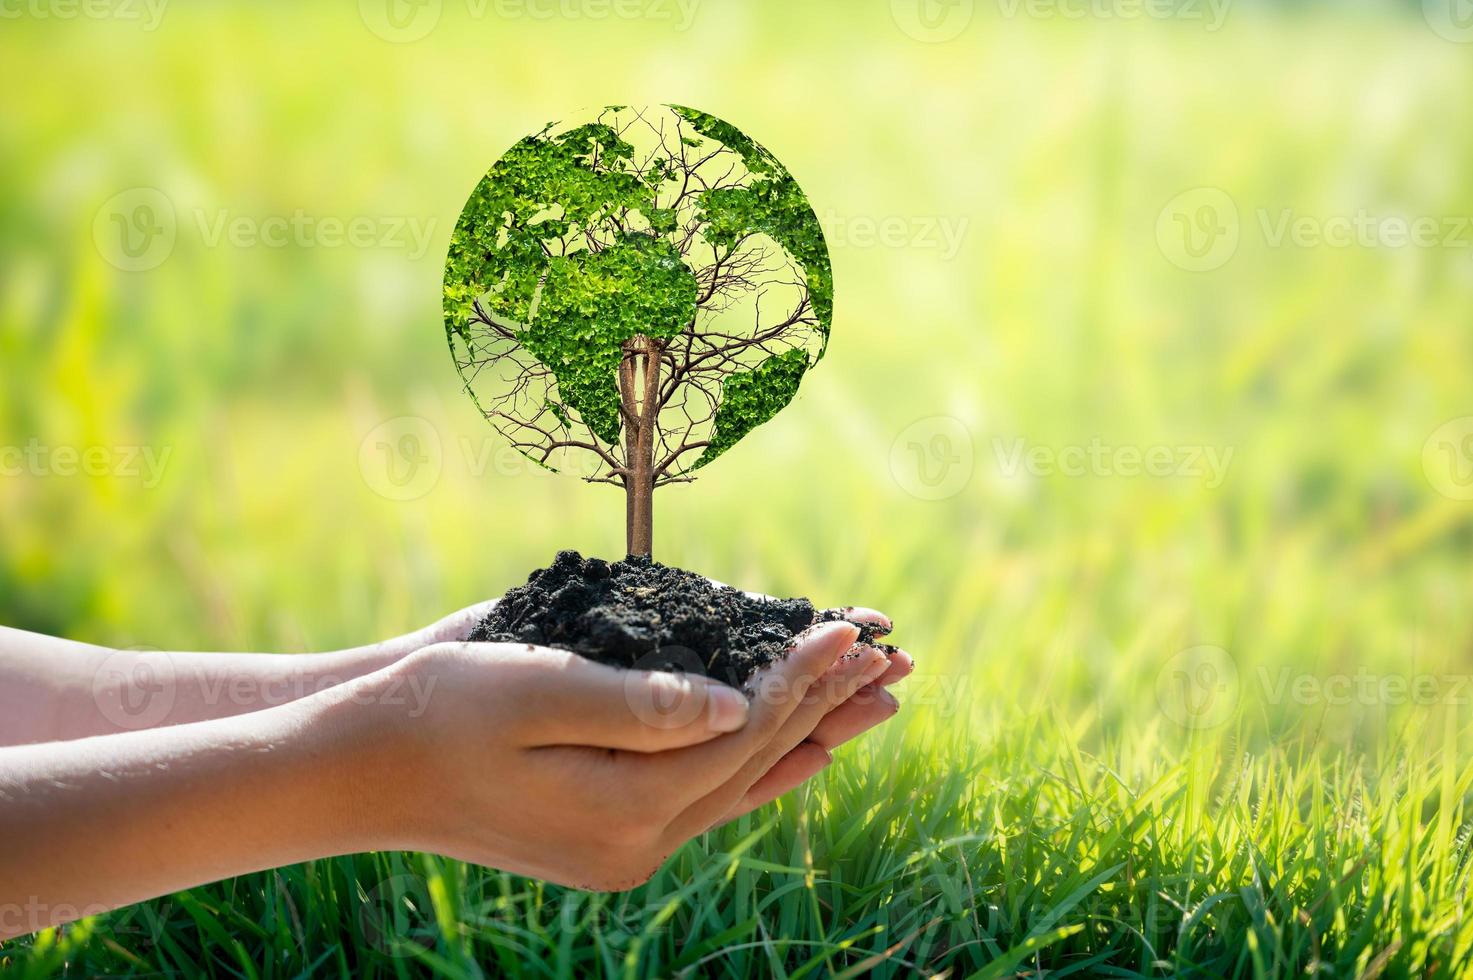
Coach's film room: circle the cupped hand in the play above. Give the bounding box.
[356,619,909,890]
[374,595,914,789]
[0,594,913,935]
[364,598,505,660]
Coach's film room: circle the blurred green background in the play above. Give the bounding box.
[3,0,1469,734]
[4,0,1473,973]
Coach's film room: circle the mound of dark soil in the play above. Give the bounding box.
[468,550,892,688]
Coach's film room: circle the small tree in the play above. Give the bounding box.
[443,104,832,555]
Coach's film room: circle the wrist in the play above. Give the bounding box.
[307,653,442,853]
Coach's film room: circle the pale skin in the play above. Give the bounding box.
[0,600,913,941]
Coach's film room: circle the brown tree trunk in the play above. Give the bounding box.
[620,336,660,556]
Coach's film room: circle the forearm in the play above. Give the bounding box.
[0,626,406,746]
[0,679,405,940]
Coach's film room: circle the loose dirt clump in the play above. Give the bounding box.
[468,550,892,688]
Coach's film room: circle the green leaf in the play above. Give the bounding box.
[694,348,809,469]
[523,235,696,444]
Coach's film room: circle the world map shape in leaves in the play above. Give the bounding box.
[442,104,832,484]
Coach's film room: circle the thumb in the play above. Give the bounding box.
[521,651,751,752]
[613,669,752,751]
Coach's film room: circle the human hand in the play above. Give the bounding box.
[354,619,901,890]
[383,592,914,827]
[358,599,505,661]
[716,603,912,821]
[0,607,911,936]
[375,593,913,799]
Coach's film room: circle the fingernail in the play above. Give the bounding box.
[707,684,750,732]
[869,611,895,635]
[879,687,900,713]
[886,648,915,678]
[856,647,889,685]
[820,620,862,642]
[829,607,893,636]
[799,620,861,656]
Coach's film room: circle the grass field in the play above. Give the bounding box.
[4,2,1473,976]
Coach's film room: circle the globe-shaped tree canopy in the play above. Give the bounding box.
[443,104,832,493]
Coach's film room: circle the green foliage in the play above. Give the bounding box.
[695,348,808,468]
[522,235,696,444]
[442,105,831,474]
[11,723,1473,978]
[669,105,784,176]
[699,181,833,348]
[674,105,834,341]
[442,121,648,348]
